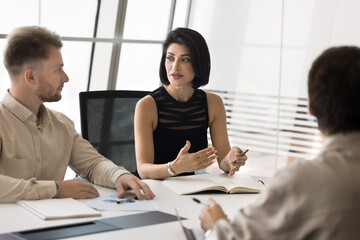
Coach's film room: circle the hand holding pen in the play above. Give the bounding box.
[197,198,229,232]
[226,148,249,176]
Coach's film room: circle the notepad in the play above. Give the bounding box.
[17,198,101,220]
[162,173,264,195]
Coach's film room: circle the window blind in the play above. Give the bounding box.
[207,90,322,161]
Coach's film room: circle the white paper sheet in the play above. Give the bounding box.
[86,194,161,211]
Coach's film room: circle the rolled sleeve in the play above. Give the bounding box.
[0,176,56,203]
[69,132,131,188]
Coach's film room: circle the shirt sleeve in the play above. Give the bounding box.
[0,175,56,203]
[68,130,130,189]
[53,111,130,188]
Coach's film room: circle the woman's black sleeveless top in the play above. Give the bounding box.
[150,86,209,176]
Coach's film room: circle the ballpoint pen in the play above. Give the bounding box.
[240,149,249,157]
[102,199,135,204]
[231,149,249,165]
[192,198,209,207]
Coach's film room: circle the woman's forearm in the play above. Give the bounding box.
[218,156,231,173]
[138,162,174,180]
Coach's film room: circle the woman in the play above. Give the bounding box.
[135,28,247,179]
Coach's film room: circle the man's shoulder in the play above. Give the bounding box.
[271,149,358,195]
[0,96,11,115]
[0,102,5,123]
[0,102,5,113]
[266,158,327,194]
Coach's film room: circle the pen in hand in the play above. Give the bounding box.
[231,149,249,165]
[192,198,209,207]
[240,149,249,157]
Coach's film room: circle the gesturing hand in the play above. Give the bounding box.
[172,141,217,174]
[56,179,99,199]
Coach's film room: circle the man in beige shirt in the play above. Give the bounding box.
[199,47,360,239]
[0,26,154,203]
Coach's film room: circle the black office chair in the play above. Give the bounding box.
[79,90,150,177]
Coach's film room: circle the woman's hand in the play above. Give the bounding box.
[200,198,229,231]
[225,147,247,176]
[171,141,217,174]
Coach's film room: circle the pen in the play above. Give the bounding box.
[257,180,265,185]
[230,149,249,165]
[116,199,135,204]
[240,149,249,157]
[192,198,209,207]
[103,199,135,204]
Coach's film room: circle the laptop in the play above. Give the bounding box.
[175,208,197,240]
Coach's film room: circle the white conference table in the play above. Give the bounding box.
[0,178,260,240]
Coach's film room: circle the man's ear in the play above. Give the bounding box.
[24,69,37,86]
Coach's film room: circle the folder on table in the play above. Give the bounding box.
[17,198,101,220]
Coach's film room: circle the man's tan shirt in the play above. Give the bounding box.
[0,91,129,203]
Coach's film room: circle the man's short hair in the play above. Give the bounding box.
[308,46,360,135]
[3,26,63,76]
[159,28,211,89]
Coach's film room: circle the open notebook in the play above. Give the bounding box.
[17,198,101,220]
[162,172,264,195]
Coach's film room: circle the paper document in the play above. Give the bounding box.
[86,194,161,211]
[17,198,101,220]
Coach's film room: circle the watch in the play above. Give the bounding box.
[54,181,61,196]
[167,162,176,177]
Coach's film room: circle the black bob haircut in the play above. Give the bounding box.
[159,28,211,89]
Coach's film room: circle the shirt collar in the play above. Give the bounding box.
[1,89,50,128]
[1,90,33,122]
[38,104,50,129]
[323,131,360,152]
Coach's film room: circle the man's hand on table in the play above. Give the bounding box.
[56,179,99,199]
[116,173,155,200]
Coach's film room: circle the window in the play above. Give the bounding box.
[0,0,189,179]
[123,0,171,40]
[116,43,162,90]
[190,0,360,175]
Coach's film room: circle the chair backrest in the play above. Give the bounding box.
[79,90,150,175]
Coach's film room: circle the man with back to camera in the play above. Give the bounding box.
[0,26,155,203]
[199,46,360,239]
